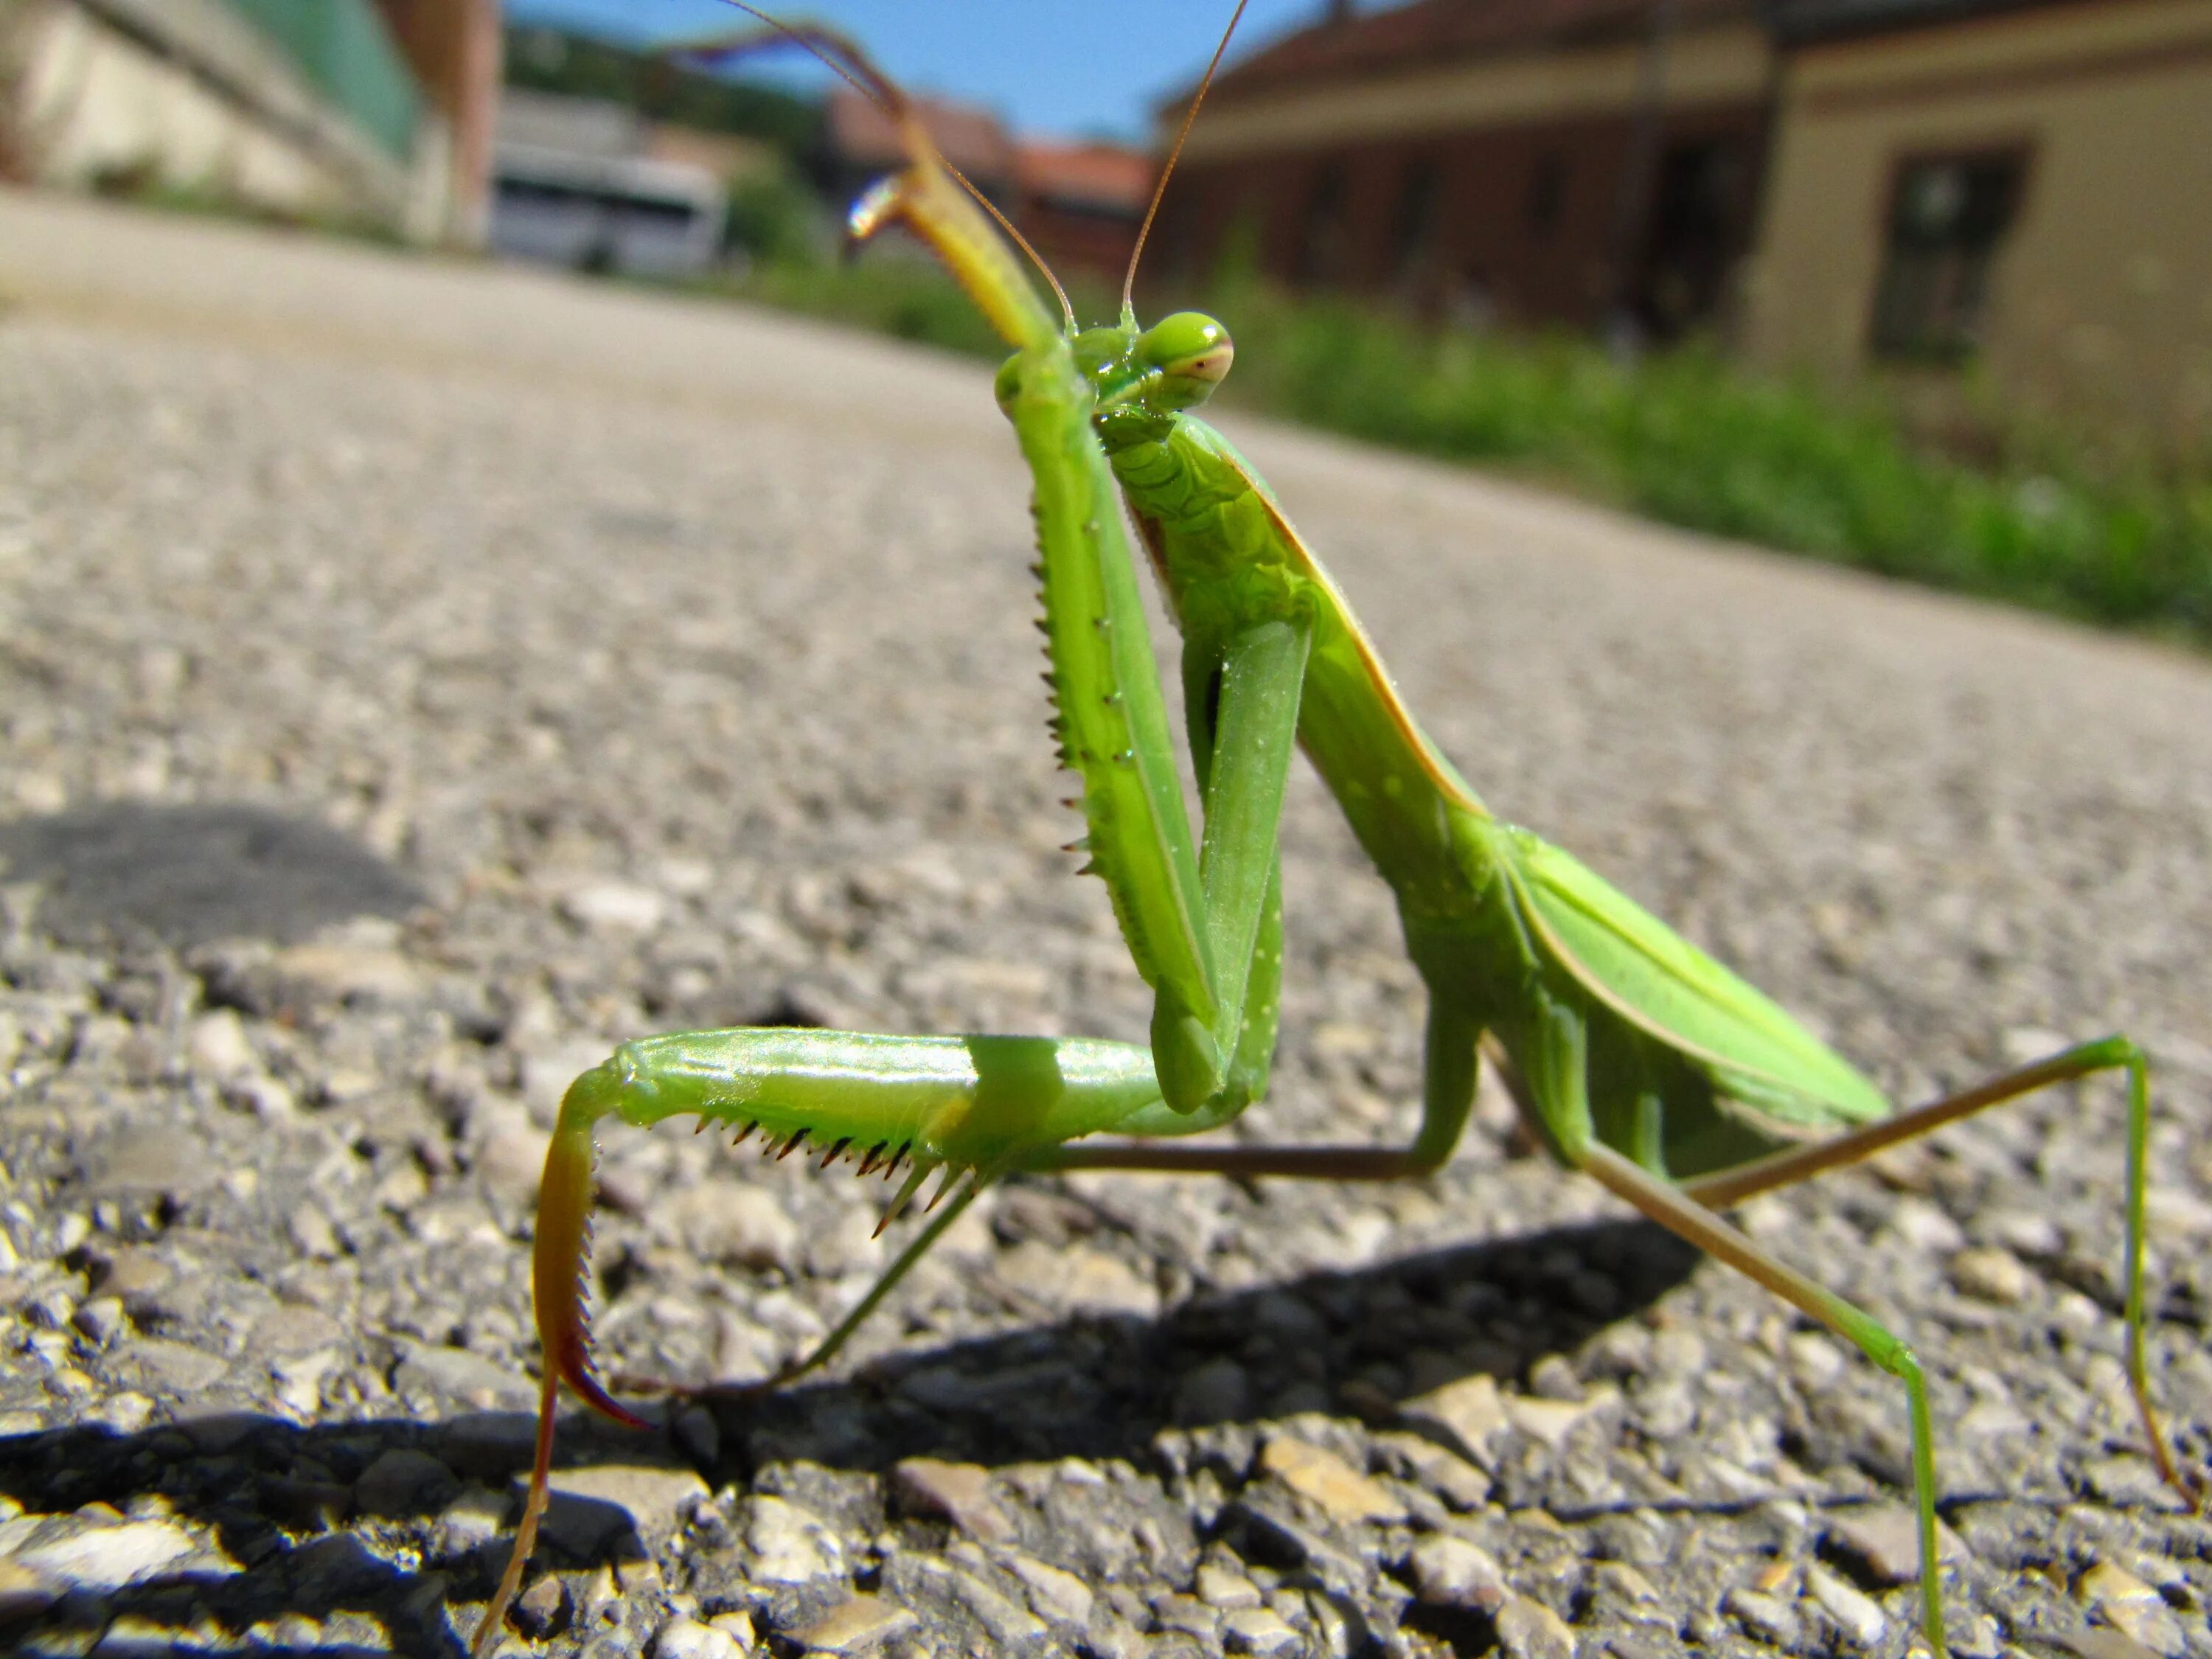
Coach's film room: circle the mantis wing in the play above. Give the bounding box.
[1500,825,1891,1135]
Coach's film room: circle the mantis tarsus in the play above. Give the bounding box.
[472,8,2200,1654]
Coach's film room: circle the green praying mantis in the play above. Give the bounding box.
[472,7,2199,1653]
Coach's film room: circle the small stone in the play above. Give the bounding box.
[1506,1383,1621,1450]
[1221,1606,1301,1656]
[787,1593,916,1652]
[1787,1332,1846,1392]
[355,1448,461,1518]
[96,1129,216,1199]
[513,1572,569,1639]
[1258,1435,1404,1526]
[707,1612,757,1649]
[1400,1373,1509,1465]
[652,1615,746,1659]
[1727,1585,1799,1645]
[1195,1562,1262,1610]
[560,880,667,933]
[544,1464,709,1549]
[744,1493,845,1585]
[1495,1593,1576,1659]
[996,1239,1160,1318]
[891,1457,1015,1543]
[116,1337,226,1392]
[435,1486,508,1558]
[1154,1593,1220,1638]
[1949,1246,2033,1304]
[2080,1561,2189,1657]
[73,1295,128,1344]
[1174,1357,1251,1424]
[17,1518,197,1590]
[1823,1505,1964,1586]
[1406,1534,1507,1613]
[1804,1561,1886,1646]
[186,1010,256,1078]
[668,1183,800,1273]
[288,1205,342,1261]
[2061,1632,2162,1659]
[1527,1355,1581,1400]
[1004,1551,1092,1626]
[0,1560,58,1623]
[396,1343,535,1410]
[1593,1561,1662,1613]
[274,943,422,1005]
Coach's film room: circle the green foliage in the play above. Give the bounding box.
[723,165,829,265]
[504,24,818,159]
[1206,285,2212,645]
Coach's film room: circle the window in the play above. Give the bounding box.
[1870,150,2028,362]
[1391,159,1439,279]
[1297,163,1347,284]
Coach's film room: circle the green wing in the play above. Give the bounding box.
[1502,825,1890,1134]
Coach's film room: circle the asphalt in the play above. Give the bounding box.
[0,188,2206,1659]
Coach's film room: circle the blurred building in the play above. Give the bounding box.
[1015,139,1154,285]
[488,88,726,278]
[821,83,1016,209]
[1744,0,2212,442]
[1150,0,2212,439]
[0,0,499,245]
[1147,0,1773,338]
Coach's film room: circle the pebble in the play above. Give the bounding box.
[1405,1534,1508,1613]
[1256,1435,1404,1526]
[651,1615,748,1659]
[543,1463,710,1548]
[668,1183,801,1273]
[1221,1604,1302,1656]
[891,1457,1015,1543]
[1004,1551,1093,1626]
[2080,1561,2190,1658]
[1949,1245,2034,1304]
[1195,1562,1262,1610]
[1823,1505,1963,1586]
[1495,1593,1577,1659]
[355,1447,460,1517]
[1398,1373,1509,1466]
[513,1572,569,1638]
[744,1493,846,1585]
[1804,1560,1887,1645]
[559,880,667,933]
[0,1560,58,1622]
[786,1593,916,1652]
[15,1517,198,1590]
[1726,1585,1800,1645]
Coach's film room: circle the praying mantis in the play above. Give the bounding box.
[471,7,2200,1654]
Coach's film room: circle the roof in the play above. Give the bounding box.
[1192,0,1759,104]
[1767,0,2069,44]
[1014,141,1154,215]
[824,86,1015,184]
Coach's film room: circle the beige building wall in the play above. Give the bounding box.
[0,0,425,233]
[1742,0,2212,445]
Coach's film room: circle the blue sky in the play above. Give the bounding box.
[502,1,1328,142]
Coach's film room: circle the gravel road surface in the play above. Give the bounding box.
[0,190,2207,1659]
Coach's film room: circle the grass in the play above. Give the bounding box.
[710,252,2212,649]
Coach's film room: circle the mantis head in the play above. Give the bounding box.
[995,313,1235,434]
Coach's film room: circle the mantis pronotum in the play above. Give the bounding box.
[471,10,2199,1654]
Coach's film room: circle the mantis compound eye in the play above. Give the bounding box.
[1137,312,1234,409]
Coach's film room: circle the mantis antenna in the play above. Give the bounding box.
[1122,0,1253,319]
[677,2,1078,334]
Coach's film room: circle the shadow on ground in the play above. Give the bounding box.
[0,1217,1697,1653]
[0,801,422,947]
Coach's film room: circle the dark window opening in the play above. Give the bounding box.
[1391,159,1440,279]
[1632,138,1746,339]
[1871,150,2027,363]
[1297,162,1347,285]
[1525,151,1568,237]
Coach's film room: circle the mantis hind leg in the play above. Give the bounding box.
[1680,1035,2195,1510]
